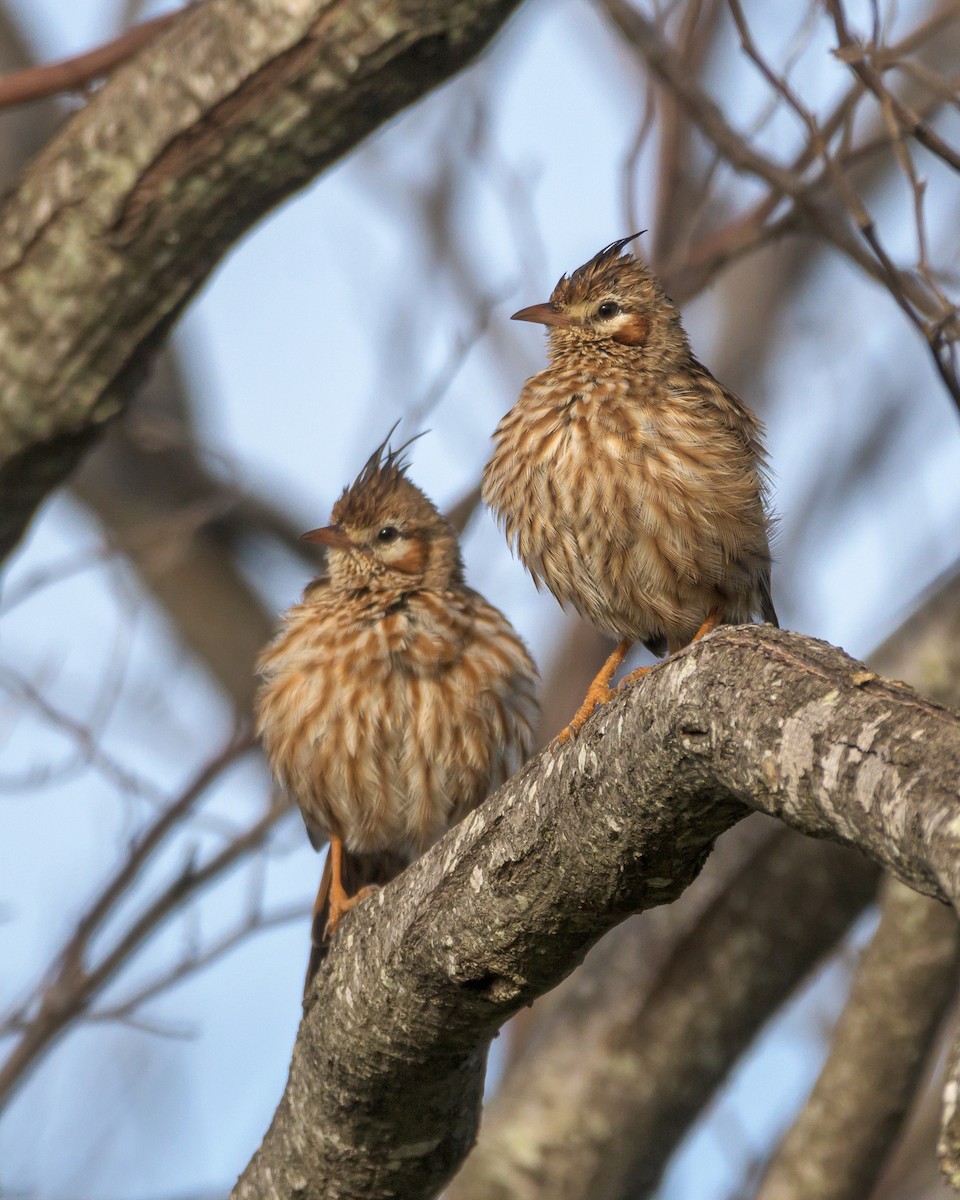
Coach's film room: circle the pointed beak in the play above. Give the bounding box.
[300,524,353,550]
[511,302,573,329]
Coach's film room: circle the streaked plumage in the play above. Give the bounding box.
[482,236,777,735]
[256,439,538,985]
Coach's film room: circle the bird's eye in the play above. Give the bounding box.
[597,302,621,319]
[377,526,400,543]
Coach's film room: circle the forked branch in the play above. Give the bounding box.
[231,626,960,1200]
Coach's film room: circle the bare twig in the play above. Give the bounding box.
[0,10,180,112]
[0,736,280,1107]
[599,0,960,408]
[85,900,310,1028]
[826,0,960,175]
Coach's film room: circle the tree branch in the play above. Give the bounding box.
[597,0,960,410]
[0,0,523,563]
[446,828,880,1200]
[756,875,960,1200]
[230,626,960,1200]
[0,10,179,111]
[0,736,281,1108]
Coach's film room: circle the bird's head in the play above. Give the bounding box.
[512,234,689,368]
[302,433,463,595]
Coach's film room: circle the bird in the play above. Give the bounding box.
[256,433,539,989]
[482,234,777,741]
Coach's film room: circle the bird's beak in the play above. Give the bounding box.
[301,524,353,550]
[511,303,573,328]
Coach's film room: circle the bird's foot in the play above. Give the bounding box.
[618,664,652,689]
[552,681,616,745]
[552,636,634,745]
[323,883,379,939]
[690,609,721,644]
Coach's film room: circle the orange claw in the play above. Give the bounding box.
[553,637,634,745]
[323,834,378,938]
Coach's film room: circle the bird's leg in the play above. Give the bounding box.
[618,664,652,689]
[619,610,722,691]
[690,608,722,643]
[323,834,377,939]
[554,637,633,745]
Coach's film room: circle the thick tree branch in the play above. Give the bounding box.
[0,0,522,563]
[231,627,960,1200]
[447,829,880,1200]
[756,875,960,1200]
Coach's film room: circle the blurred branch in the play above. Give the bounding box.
[826,0,960,176]
[870,560,960,708]
[231,627,960,1200]
[0,735,294,1108]
[447,829,879,1200]
[84,898,309,1028]
[755,877,959,1200]
[648,0,724,270]
[69,355,299,710]
[0,9,179,111]
[599,0,960,408]
[0,0,524,564]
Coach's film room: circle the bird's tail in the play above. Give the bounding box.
[758,573,779,628]
[304,847,408,994]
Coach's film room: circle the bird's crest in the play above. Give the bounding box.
[333,424,435,529]
[552,232,647,306]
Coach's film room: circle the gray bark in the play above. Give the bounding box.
[0,0,522,562]
[446,828,880,1200]
[230,626,960,1200]
[446,558,960,1200]
[756,875,960,1200]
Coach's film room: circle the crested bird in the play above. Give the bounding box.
[482,235,777,741]
[257,436,539,988]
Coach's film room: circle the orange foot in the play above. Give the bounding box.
[618,664,652,689]
[554,637,633,745]
[324,883,378,939]
[322,833,379,939]
[691,609,721,644]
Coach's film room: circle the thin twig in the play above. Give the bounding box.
[0,10,181,112]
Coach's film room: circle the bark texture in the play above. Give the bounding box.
[446,829,880,1200]
[761,562,960,1197]
[230,626,960,1200]
[0,0,522,562]
[448,562,960,1200]
[757,876,960,1200]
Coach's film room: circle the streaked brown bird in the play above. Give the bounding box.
[482,235,777,740]
[256,436,539,988]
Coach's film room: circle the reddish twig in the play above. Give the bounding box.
[0,9,180,112]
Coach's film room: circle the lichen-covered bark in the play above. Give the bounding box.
[446,564,960,1200]
[231,626,960,1200]
[446,830,880,1200]
[0,0,522,562]
[757,876,959,1200]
